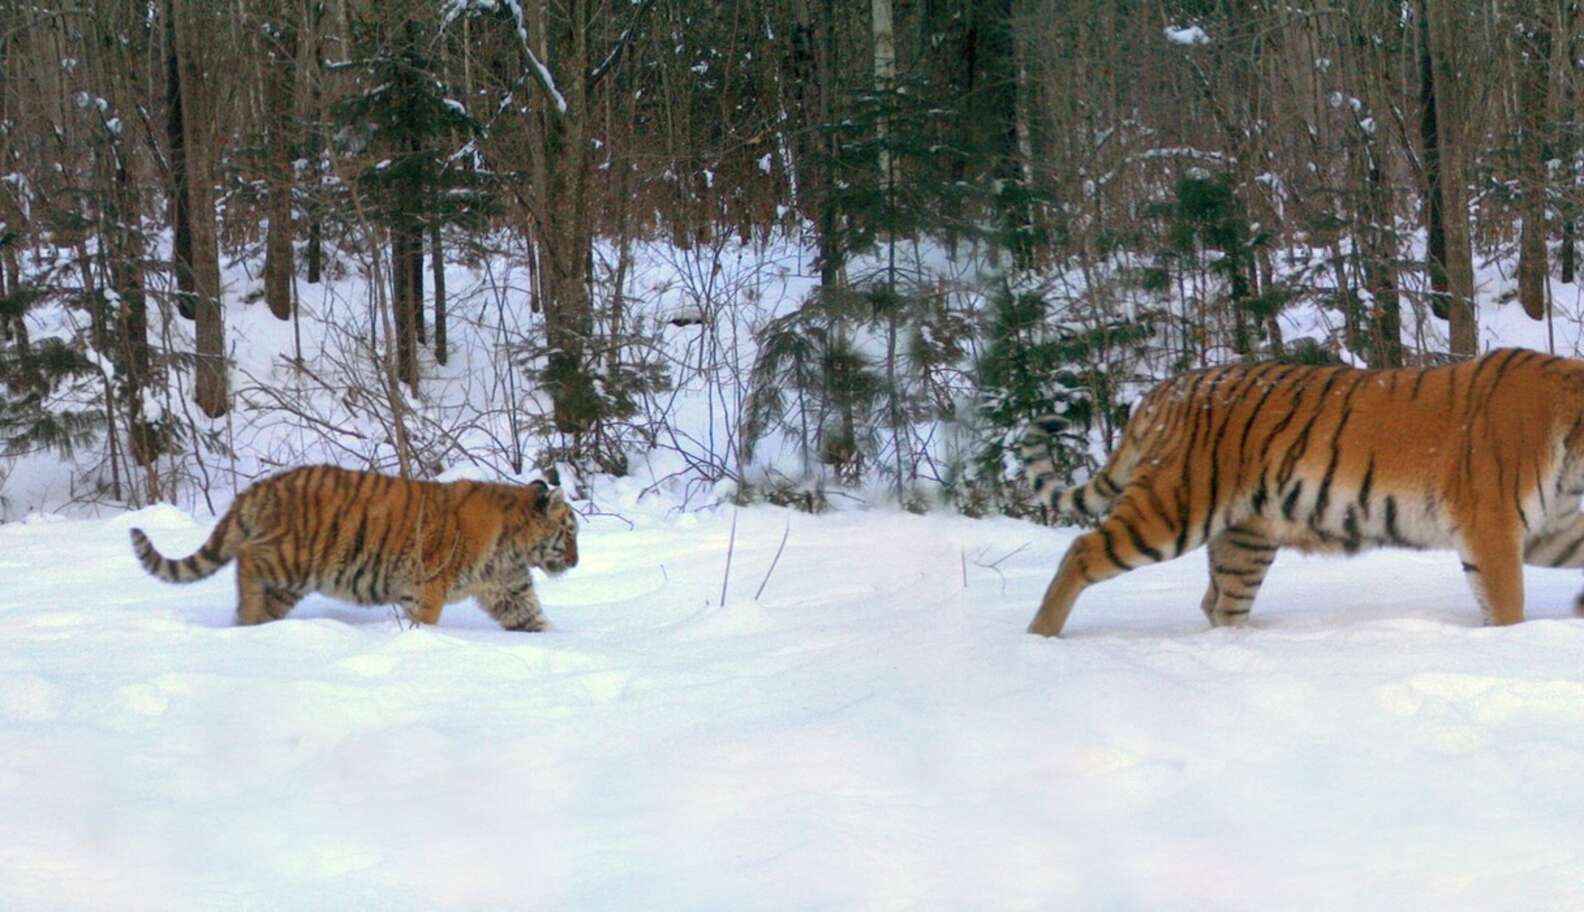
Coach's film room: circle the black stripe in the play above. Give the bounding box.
[1121,521,1164,564]
[1357,455,1375,518]
[1275,368,1346,487]
[344,513,371,592]
[1172,369,1232,555]
[1473,348,1526,418]
[1309,374,1366,530]
[1461,561,1480,574]
[1384,496,1407,546]
[1552,535,1584,568]
[1200,367,1269,545]
[1098,526,1136,571]
[1251,367,1313,465]
[1281,481,1304,521]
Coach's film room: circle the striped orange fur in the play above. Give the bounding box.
[1021,348,1584,636]
[130,465,578,630]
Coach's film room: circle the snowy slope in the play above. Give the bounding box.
[4,485,1584,910]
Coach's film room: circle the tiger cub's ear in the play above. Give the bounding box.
[526,479,551,513]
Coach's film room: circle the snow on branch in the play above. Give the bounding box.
[441,0,567,116]
[1164,24,1210,46]
[588,0,658,88]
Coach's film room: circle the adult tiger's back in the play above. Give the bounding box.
[130,465,579,631]
[1021,348,1584,636]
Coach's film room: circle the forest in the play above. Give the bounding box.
[0,0,1577,515]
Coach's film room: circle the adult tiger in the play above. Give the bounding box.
[1020,348,1584,636]
[130,465,578,631]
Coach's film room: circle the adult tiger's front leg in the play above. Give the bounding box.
[1519,510,1584,617]
[1200,527,1277,628]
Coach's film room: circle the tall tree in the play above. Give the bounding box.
[1515,0,1553,321]
[448,0,654,436]
[168,0,228,416]
[262,0,300,322]
[1422,0,1477,356]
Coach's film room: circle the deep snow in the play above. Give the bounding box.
[8,226,1584,908]
[3,485,1584,909]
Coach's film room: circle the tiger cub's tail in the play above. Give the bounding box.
[129,507,243,583]
[1019,416,1130,523]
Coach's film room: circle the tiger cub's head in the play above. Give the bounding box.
[517,481,579,575]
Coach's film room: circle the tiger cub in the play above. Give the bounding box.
[130,465,579,631]
[1021,348,1584,636]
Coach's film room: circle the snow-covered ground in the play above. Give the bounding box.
[4,481,1584,909]
[8,227,1584,907]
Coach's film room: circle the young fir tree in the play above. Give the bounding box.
[968,279,1151,518]
[1142,172,1274,367]
[336,14,480,387]
[0,266,100,460]
[743,287,887,497]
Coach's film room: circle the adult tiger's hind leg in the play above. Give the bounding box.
[1028,485,1197,637]
[1200,528,1276,628]
[1458,515,1525,626]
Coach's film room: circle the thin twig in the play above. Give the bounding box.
[983,541,1031,570]
[754,520,791,601]
[966,542,1031,595]
[720,507,738,606]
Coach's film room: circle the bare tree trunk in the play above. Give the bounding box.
[872,0,895,190]
[1418,0,1448,321]
[411,219,425,346]
[815,0,841,289]
[430,218,446,365]
[538,0,599,434]
[171,0,228,415]
[1363,159,1403,367]
[1567,2,1581,285]
[98,62,157,463]
[262,0,298,322]
[305,1,326,285]
[1516,2,1552,320]
[1424,0,1476,356]
[392,225,417,387]
[164,0,194,320]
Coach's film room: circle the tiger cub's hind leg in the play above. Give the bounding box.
[1200,528,1276,628]
[261,586,303,621]
[1028,485,1195,637]
[234,553,273,625]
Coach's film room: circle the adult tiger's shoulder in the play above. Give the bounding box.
[1020,348,1584,636]
[130,465,579,631]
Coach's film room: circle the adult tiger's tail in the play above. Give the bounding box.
[129,507,244,584]
[1019,416,1135,523]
